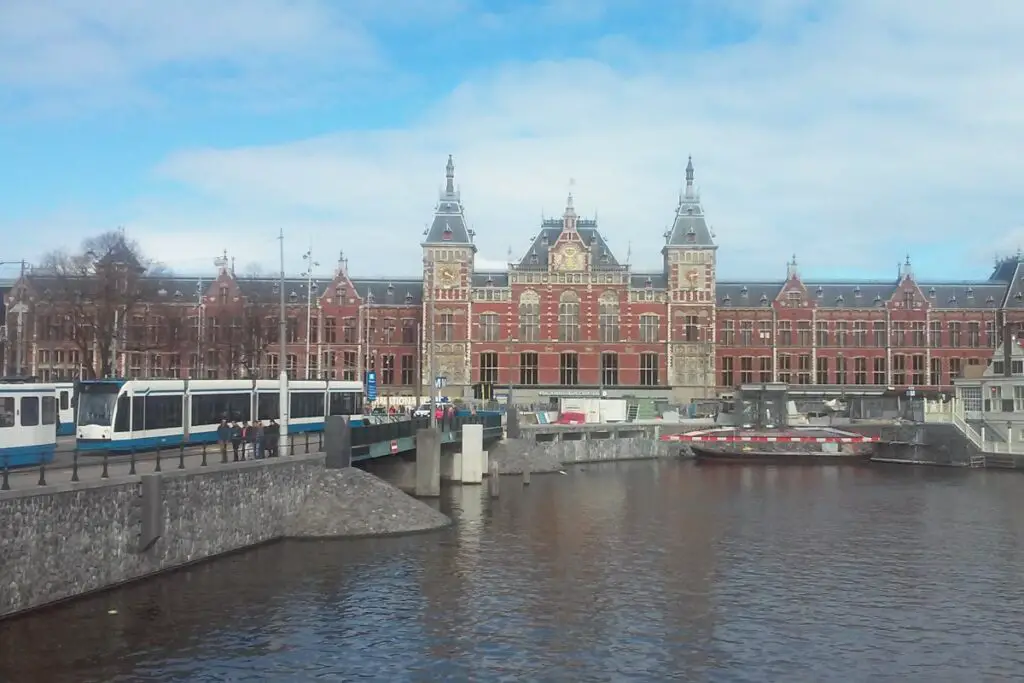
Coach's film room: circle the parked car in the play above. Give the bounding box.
[413,404,431,418]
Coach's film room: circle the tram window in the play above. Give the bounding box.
[0,397,14,428]
[115,395,131,432]
[191,393,251,425]
[329,391,360,416]
[59,391,70,411]
[132,397,145,431]
[257,393,280,420]
[20,396,39,426]
[145,396,183,430]
[42,396,56,425]
[290,391,325,419]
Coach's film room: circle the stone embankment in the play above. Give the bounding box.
[0,454,448,620]
[488,426,681,475]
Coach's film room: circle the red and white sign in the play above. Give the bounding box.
[390,440,399,454]
[661,431,877,444]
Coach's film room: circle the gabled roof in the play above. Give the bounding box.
[513,219,623,271]
[235,277,423,307]
[993,256,1024,309]
[664,157,716,249]
[471,272,510,288]
[422,155,476,250]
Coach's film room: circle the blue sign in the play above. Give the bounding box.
[366,370,378,401]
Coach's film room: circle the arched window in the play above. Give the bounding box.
[559,291,580,342]
[518,290,540,342]
[598,291,619,343]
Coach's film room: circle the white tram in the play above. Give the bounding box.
[55,381,75,436]
[0,381,58,467]
[75,378,365,453]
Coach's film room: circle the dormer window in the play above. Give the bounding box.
[272,284,280,295]
[174,290,183,299]
[986,295,995,306]
[928,287,936,297]
[966,286,974,297]
[645,277,653,288]
[874,294,882,305]
[723,294,731,306]
[386,283,395,296]
[948,295,957,305]
[815,286,823,297]
[486,275,494,286]
[835,295,844,305]
[1016,291,1023,300]
[442,223,453,241]
[740,286,748,296]
[853,286,862,297]
[760,294,768,305]
[529,250,539,265]
[541,234,549,245]
[687,208,694,215]
[289,291,299,302]
[405,292,414,304]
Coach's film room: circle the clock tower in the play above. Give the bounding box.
[662,157,717,401]
[421,155,477,398]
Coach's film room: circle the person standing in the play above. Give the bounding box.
[217,418,231,462]
[266,418,280,457]
[230,421,242,462]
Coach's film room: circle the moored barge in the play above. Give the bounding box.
[662,427,878,465]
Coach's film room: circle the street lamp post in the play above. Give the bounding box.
[425,258,437,428]
[1,259,27,376]
[277,229,289,455]
[301,246,319,380]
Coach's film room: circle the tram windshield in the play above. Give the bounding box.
[77,384,120,426]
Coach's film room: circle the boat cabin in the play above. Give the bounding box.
[736,383,789,429]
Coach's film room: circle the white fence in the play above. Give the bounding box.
[947,399,1024,455]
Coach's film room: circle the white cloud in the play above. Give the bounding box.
[11,0,1024,279]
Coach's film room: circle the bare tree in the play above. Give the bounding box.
[36,230,158,379]
[212,303,274,378]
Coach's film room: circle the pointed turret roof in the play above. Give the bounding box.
[664,156,716,249]
[422,155,476,251]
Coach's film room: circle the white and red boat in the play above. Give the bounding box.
[662,427,878,465]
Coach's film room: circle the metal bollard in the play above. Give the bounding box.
[178,444,186,469]
[72,450,81,482]
[129,449,137,475]
[155,446,162,473]
[318,432,323,451]
[1,457,9,491]
[101,452,109,479]
[201,443,208,467]
[38,459,47,487]
[305,432,310,454]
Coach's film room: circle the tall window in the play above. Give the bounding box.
[911,322,926,347]
[342,318,356,343]
[797,321,812,347]
[438,313,455,342]
[985,320,997,348]
[382,319,395,344]
[559,292,580,342]
[758,357,772,383]
[380,355,395,384]
[401,354,415,385]
[816,356,829,385]
[402,319,417,344]
[777,321,792,346]
[853,321,867,347]
[834,356,847,385]
[929,357,941,386]
[480,313,500,342]
[948,322,961,348]
[520,352,539,385]
[559,352,579,385]
[835,322,848,348]
[639,315,659,343]
[966,322,980,348]
[891,322,906,348]
[854,357,867,385]
[892,355,906,385]
[873,357,887,385]
[598,292,619,343]
[519,291,540,342]
[777,354,791,383]
[738,320,753,346]
[872,321,885,347]
[342,351,357,381]
[948,357,962,380]
[911,354,925,386]
[640,353,659,386]
[601,352,618,386]
[797,354,812,384]
[685,315,700,342]
[740,356,754,384]
[929,321,942,347]
[324,317,337,343]
[286,318,299,343]
[721,320,736,345]
[479,352,499,384]
[720,357,734,387]
[815,322,829,347]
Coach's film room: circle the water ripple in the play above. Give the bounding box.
[2,461,1024,682]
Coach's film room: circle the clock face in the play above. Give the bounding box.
[438,264,459,287]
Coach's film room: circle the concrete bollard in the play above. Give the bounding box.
[415,428,441,497]
[522,467,531,485]
[488,462,500,497]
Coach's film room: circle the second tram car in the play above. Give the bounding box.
[0,381,58,467]
[76,378,365,452]
[55,382,75,436]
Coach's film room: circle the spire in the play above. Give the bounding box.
[899,254,913,280]
[787,253,799,279]
[445,154,455,195]
[563,192,577,233]
[336,250,348,276]
[685,156,695,199]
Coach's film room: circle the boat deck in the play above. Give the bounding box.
[661,426,878,444]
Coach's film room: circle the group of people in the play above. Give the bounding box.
[216,418,281,461]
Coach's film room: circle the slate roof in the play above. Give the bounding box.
[422,155,476,250]
[631,273,668,290]
[664,157,716,249]
[716,256,1024,309]
[471,272,511,288]
[514,216,624,271]
[235,277,423,306]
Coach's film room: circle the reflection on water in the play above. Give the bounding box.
[3,461,1024,682]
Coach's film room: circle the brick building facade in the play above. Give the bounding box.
[3,156,1024,403]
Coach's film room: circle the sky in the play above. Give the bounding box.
[1,0,1022,283]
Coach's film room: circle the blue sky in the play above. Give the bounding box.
[1,0,1022,282]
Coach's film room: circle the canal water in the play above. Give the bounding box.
[3,461,1024,682]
